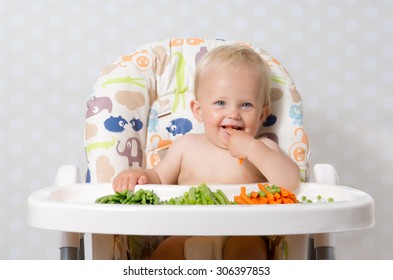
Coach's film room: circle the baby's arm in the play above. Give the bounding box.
[112,136,184,192]
[226,129,300,191]
[112,168,161,192]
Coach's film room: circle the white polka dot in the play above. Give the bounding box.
[343,96,357,109]
[380,148,393,161]
[364,32,378,44]
[383,45,393,58]
[308,18,321,32]
[161,17,174,29]
[142,2,155,15]
[271,18,285,30]
[197,17,211,29]
[345,44,357,57]
[252,30,266,43]
[234,18,248,30]
[382,70,393,83]
[28,231,42,245]
[49,14,63,27]
[345,70,357,83]
[381,96,393,110]
[363,83,377,97]
[326,83,340,96]
[10,142,24,157]
[362,108,377,122]
[49,39,63,53]
[362,159,376,172]
[178,3,193,16]
[253,5,266,17]
[48,117,62,130]
[363,57,377,70]
[30,78,44,91]
[86,40,100,53]
[344,121,357,135]
[10,13,24,27]
[105,3,119,15]
[68,27,82,40]
[142,28,157,41]
[68,52,82,66]
[9,193,22,207]
[289,56,303,69]
[67,78,81,92]
[31,26,45,39]
[30,2,44,13]
[325,108,339,120]
[362,134,376,146]
[364,5,379,18]
[290,5,304,17]
[305,95,320,109]
[31,51,44,65]
[308,44,321,56]
[30,103,43,117]
[30,154,43,168]
[105,27,119,41]
[67,2,81,14]
[48,142,61,156]
[290,30,303,44]
[384,19,393,32]
[327,6,341,18]
[68,103,82,116]
[343,147,356,159]
[217,4,230,17]
[123,16,136,28]
[10,39,24,53]
[307,70,320,82]
[30,129,43,142]
[327,31,340,44]
[10,117,24,131]
[326,56,340,70]
[8,246,21,259]
[48,65,62,78]
[345,19,358,32]
[8,219,22,233]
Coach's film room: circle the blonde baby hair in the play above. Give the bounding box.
[194,44,271,108]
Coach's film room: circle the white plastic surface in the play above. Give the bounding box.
[27,183,374,236]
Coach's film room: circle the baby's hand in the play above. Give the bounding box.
[112,169,148,193]
[225,128,255,160]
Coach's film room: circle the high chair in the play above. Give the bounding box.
[27,37,374,260]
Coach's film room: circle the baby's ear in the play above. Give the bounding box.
[190,99,203,122]
[259,106,271,124]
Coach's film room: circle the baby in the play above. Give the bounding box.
[113,44,300,259]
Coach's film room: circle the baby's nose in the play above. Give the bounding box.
[227,108,241,119]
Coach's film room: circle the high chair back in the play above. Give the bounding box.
[84,37,310,259]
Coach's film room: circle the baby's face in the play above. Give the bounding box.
[194,66,268,150]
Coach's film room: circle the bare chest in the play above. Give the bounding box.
[177,146,266,185]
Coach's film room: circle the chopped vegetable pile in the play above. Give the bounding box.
[234,183,298,205]
[95,183,334,205]
[95,188,159,205]
[162,183,230,205]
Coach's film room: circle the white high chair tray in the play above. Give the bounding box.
[27,183,374,236]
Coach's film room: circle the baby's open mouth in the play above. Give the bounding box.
[222,125,243,131]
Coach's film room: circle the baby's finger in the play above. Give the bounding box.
[137,175,148,185]
[225,127,235,135]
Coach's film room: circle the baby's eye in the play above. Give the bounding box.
[241,102,253,109]
[214,100,225,106]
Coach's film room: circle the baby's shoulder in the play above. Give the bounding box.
[257,135,280,151]
[171,133,203,148]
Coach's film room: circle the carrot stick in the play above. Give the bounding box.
[240,186,254,204]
